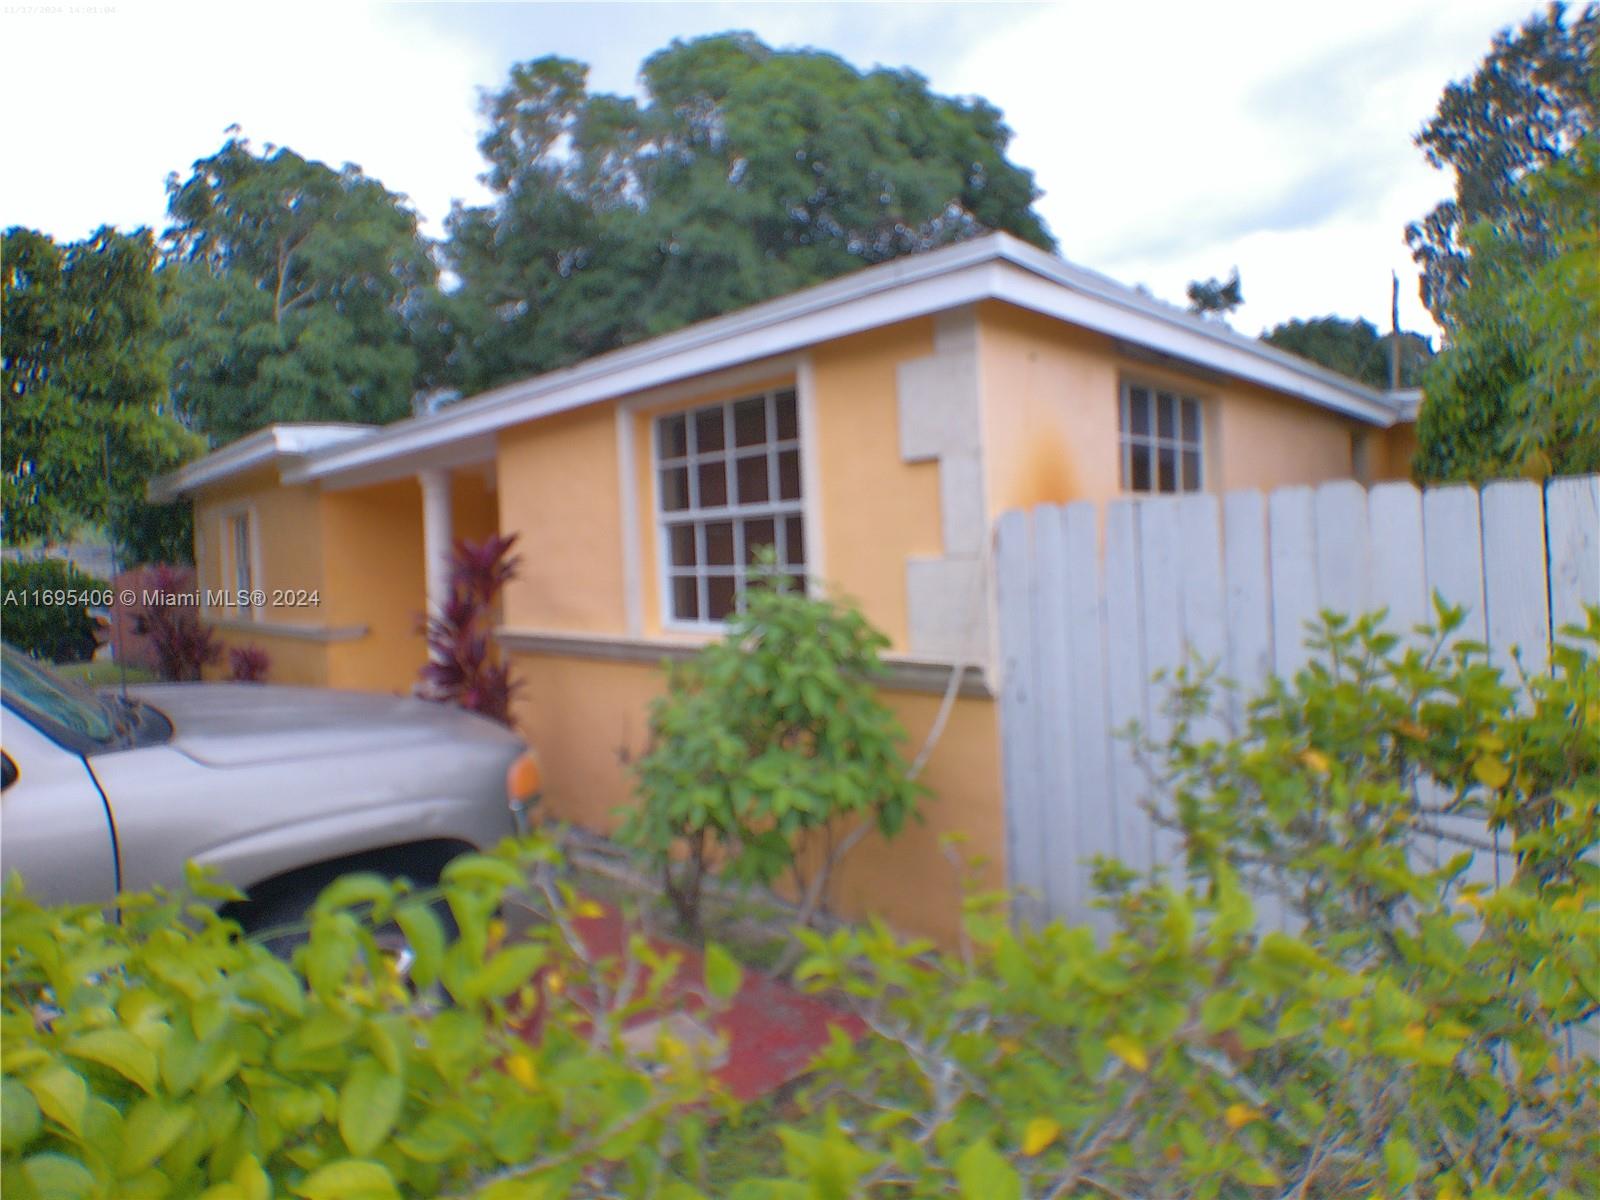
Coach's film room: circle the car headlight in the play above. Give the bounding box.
[506,750,542,832]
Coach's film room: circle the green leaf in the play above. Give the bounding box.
[394,902,446,990]
[954,1138,1021,1200]
[704,942,743,1002]
[25,1065,87,1134]
[293,1159,399,1200]
[462,944,546,1002]
[1,1077,42,1151]
[119,1096,195,1174]
[1384,1133,1421,1189]
[64,1028,159,1092]
[338,1058,404,1157]
[20,1152,96,1200]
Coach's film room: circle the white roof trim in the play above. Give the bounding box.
[168,234,1412,495]
[148,424,375,502]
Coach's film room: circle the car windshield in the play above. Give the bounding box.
[1,644,125,749]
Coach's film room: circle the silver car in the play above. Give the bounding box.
[0,645,538,934]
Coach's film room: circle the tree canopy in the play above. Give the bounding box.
[1,226,201,550]
[1263,316,1433,390]
[1185,268,1243,320]
[1409,3,1600,481]
[161,135,438,445]
[435,33,1055,394]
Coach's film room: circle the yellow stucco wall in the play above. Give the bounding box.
[506,649,1004,945]
[976,301,1381,513]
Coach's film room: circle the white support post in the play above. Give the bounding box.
[419,468,453,623]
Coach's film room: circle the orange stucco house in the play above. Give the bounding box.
[150,234,1420,942]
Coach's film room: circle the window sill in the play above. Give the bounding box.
[207,616,369,643]
[494,626,993,698]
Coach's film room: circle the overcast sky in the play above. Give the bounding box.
[2,0,1537,339]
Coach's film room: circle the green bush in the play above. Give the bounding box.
[758,606,1599,1198]
[0,558,101,662]
[618,563,924,938]
[0,838,726,1200]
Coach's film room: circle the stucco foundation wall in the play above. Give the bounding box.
[508,649,1004,947]
[975,301,1378,512]
[208,629,331,686]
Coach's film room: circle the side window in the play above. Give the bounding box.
[225,511,256,614]
[1120,382,1203,494]
[654,388,806,626]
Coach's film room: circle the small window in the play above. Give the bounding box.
[655,388,805,625]
[226,512,255,614]
[1120,383,1203,494]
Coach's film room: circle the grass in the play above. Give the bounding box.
[54,660,158,686]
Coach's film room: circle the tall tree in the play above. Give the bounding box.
[1405,2,1597,323]
[437,34,1054,394]
[162,135,439,445]
[1263,316,1433,389]
[1185,269,1243,320]
[2,226,202,551]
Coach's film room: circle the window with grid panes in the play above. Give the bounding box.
[655,388,805,624]
[1120,382,1203,494]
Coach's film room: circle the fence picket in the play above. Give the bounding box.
[995,510,1045,923]
[1030,506,1075,922]
[1062,502,1116,934]
[1314,480,1371,621]
[1422,485,1486,643]
[1104,501,1152,875]
[1268,487,1318,678]
[1545,475,1600,645]
[1222,490,1272,714]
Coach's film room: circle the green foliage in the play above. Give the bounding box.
[1263,316,1434,389]
[1185,268,1243,319]
[162,134,439,445]
[1,226,203,546]
[436,34,1054,395]
[1405,2,1597,323]
[1,839,718,1199]
[0,559,101,663]
[619,565,924,938]
[1414,137,1600,481]
[759,606,1599,1198]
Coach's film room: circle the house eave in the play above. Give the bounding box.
[146,424,377,502]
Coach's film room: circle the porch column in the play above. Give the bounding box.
[419,468,453,621]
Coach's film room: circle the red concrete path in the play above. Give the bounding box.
[548,902,867,1102]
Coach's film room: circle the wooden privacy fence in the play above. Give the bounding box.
[995,475,1599,931]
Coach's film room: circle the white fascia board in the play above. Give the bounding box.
[147,424,376,502]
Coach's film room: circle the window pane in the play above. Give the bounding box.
[1158,445,1177,492]
[774,390,799,440]
[697,460,727,507]
[784,515,805,567]
[707,574,737,619]
[1127,387,1150,435]
[735,453,769,504]
[777,449,801,500]
[1157,392,1176,439]
[668,523,697,567]
[733,396,767,447]
[661,466,690,511]
[786,572,806,596]
[1129,442,1152,491]
[659,413,688,459]
[1181,397,1200,444]
[1182,449,1202,491]
[743,517,776,564]
[705,520,734,566]
[694,406,725,453]
[671,574,699,621]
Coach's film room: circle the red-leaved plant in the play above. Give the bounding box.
[135,565,221,682]
[417,533,521,725]
[227,645,270,683]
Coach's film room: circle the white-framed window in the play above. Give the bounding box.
[654,387,806,625]
[1120,381,1203,494]
[223,509,257,615]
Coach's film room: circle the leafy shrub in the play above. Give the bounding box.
[765,607,1599,1198]
[0,838,725,1199]
[619,564,924,939]
[0,558,101,662]
[112,563,219,681]
[419,534,520,725]
[227,644,270,683]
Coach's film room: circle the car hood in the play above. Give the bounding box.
[125,683,521,768]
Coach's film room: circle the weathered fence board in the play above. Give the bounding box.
[996,475,1600,930]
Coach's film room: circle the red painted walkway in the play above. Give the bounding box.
[534,902,866,1102]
